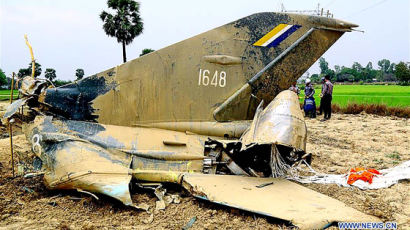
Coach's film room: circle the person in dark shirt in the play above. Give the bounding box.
[320,75,334,121]
[318,77,325,116]
[303,79,316,118]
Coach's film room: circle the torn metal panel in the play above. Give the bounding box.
[19,76,49,96]
[2,98,29,123]
[23,115,208,205]
[26,116,207,164]
[241,90,307,152]
[31,134,133,205]
[40,70,117,121]
[182,174,380,229]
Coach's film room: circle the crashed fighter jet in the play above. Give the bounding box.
[4,12,380,229]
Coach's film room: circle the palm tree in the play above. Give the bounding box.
[100,0,144,63]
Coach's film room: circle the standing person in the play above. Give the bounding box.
[303,79,316,118]
[321,75,333,121]
[289,81,300,95]
[318,77,325,115]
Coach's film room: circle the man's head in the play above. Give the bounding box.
[305,79,311,85]
[292,81,297,86]
[324,74,330,81]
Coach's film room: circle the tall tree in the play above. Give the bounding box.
[351,62,363,73]
[18,61,42,78]
[395,62,410,84]
[0,68,7,87]
[334,65,341,74]
[324,69,335,81]
[76,68,85,80]
[310,73,320,83]
[18,68,30,78]
[366,61,373,70]
[100,0,144,63]
[44,68,57,82]
[351,62,364,81]
[378,59,391,73]
[319,57,329,74]
[140,48,155,57]
[387,63,396,73]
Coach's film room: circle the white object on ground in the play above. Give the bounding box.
[290,160,410,190]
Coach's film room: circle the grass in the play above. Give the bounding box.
[0,90,19,101]
[300,85,410,108]
[385,152,401,160]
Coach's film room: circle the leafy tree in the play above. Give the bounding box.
[310,74,320,83]
[375,59,397,82]
[18,61,42,78]
[351,62,363,73]
[362,67,377,82]
[387,63,396,74]
[365,62,373,70]
[76,68,85,80]
[382,73,396,82]
[28,61,42,78]
[334,65,341,74]
[100,0,144,63]
[17,68,30,78]
[324,69,335,81]
[44,68,57,82]
[378,59,391,73]
[140,48,155,57]
[319,57,329,74]
[337,66,356,82]
[395,62,410,84]
[351,62,364,81]
[0,68,7,87]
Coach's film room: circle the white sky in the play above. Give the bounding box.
[1,0,409,80]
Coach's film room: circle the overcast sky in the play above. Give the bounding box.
[1,0,409,80]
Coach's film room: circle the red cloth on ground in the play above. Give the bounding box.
[347,167,380,185]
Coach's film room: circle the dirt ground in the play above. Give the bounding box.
[0,102,409,229]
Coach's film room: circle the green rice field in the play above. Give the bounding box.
[300,85,410,108]
[1,85,409,108]
[0,90,19,101]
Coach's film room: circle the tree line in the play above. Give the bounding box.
[0,0,151,89]
[0,65,85,89]
[0,45,154,89]
[310,57,410,85]
[17,62,84,87]
[0,45,155,89]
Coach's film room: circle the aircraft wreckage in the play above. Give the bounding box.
[3,12,381,229]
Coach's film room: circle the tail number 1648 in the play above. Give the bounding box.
[198,69,226,87]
